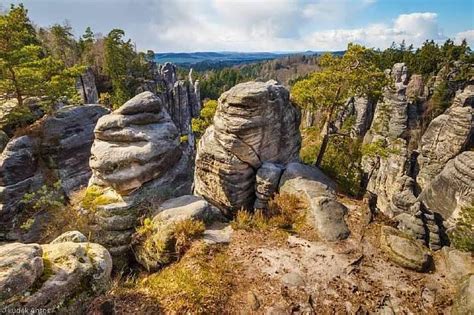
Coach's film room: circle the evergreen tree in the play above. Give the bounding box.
[292,44,387,167]
[0,4,82,111]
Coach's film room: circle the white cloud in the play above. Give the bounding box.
[305,12,447,51]
[138,1,450,52]
[455,29,474,45]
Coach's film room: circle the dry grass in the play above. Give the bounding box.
[232,193,308,236]
[100,242,235,314]
[140,243,234,314]
[133,218,206,271]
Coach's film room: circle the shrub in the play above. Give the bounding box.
[81,185,120,211]
[191,99,218,138]
[449,204,474,252]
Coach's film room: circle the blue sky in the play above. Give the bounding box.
[1,0,473,52]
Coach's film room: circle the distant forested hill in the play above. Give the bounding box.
[155,51,344,71]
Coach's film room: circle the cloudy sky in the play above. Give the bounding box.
[2,0,473,52]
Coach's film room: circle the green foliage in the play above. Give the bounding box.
[191,99,218,137]
[321,136,363,196]
[104,29,149,108]
[21,181,65,213]
[292,44,386,167]
[449,204,474,252]
[173,219,206,258]
[361,139,399,158]
[0,4,83,118]
[198,68,251,100]
[375,39,473,78]
[81,185,120,211]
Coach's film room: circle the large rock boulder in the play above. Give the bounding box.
[254,162,284,209]
[279,163,350,241]
[0,130,8,152]
[419,151,474,222]
[0,105,108,241]
[380,226,432,272]
[0,243,44,302]
[0,136,42,240]
[417,89,473,190]
[0,236,112,312]
[194,80,301,213]
[90,91,182,194]
[133,195,221,271]
[441,247,474,283]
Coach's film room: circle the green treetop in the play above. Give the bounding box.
[292,43,387,167]
[0,4,83,112]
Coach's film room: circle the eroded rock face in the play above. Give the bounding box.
[0,105,108,241]
[88,92,194,269]
[157,63,201,145]
[361,63,418,217]
[194,80,301,213]
[254,162,284,209]
[279,163,350,241]
[419,151,474,222]
[90,92,182,194]
[41,105,110,196]
[0,237,112,312]
[76,67,99,104]
[417,88,473,190]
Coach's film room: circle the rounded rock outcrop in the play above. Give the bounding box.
[90,91,182,194]
[194,80,301,213]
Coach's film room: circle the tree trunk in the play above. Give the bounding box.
[315,131,329,167]
[8,67,23,107]
[314,86,341,168]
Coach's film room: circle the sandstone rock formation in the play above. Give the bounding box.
[334,96,376,138]
[452,275,474,315]
[76,67,99,104]
[0,234,112,312]
[419,151,474,222]
[157,63,201,144]
[0,105,108,241]
[90,91,182,194]
[88,92,194,268]
[0,130,8,152]
[194,80,301,213]
[254,162,284,210]
[279,163,350,241]
[416,87,473,190]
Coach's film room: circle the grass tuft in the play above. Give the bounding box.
[139,243,234,314]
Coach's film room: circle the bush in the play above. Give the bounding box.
[191,99,217,138]
[81,185,120,211]
[449,205,474,252]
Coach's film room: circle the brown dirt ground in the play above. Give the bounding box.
[88,198,457,314]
